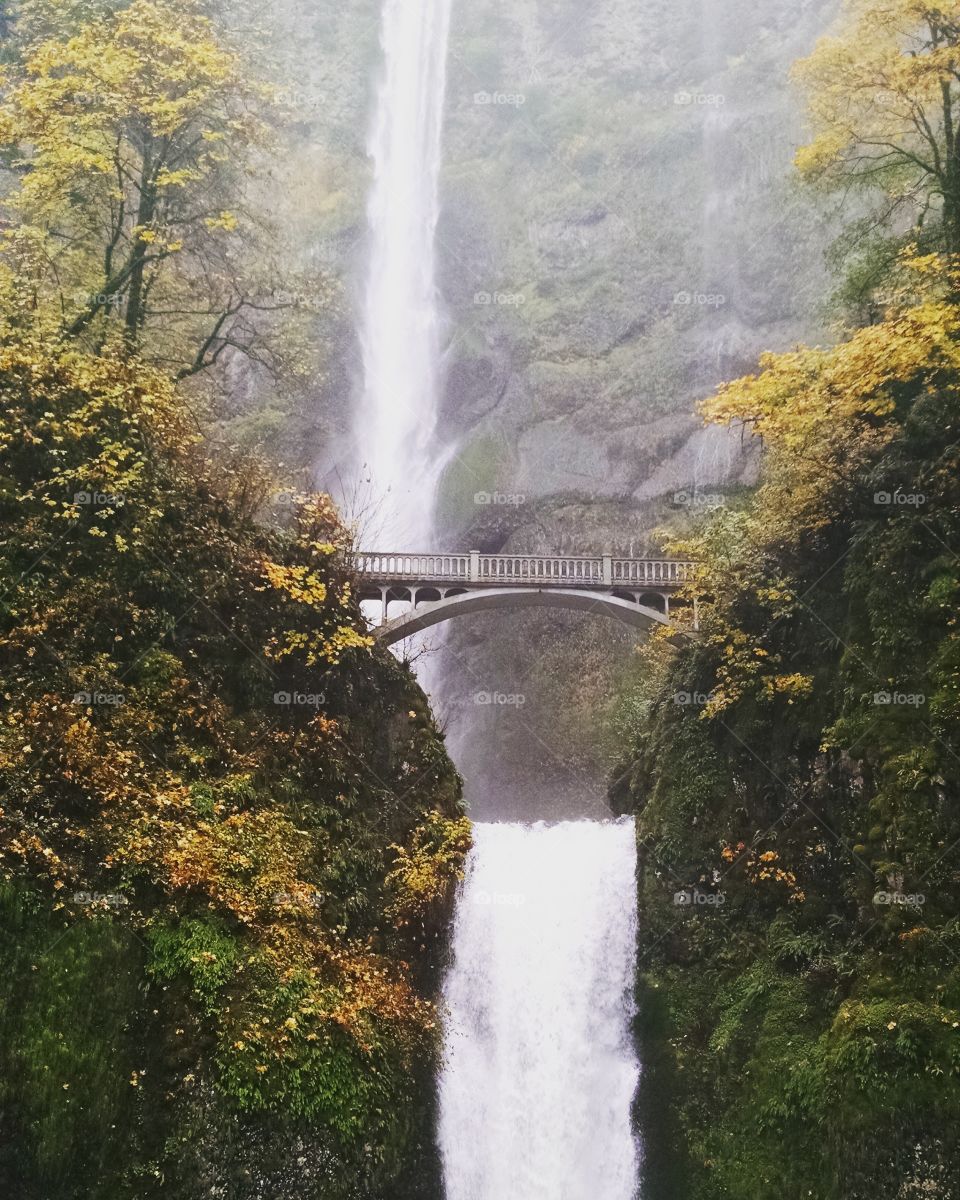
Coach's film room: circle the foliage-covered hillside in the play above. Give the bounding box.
[0,339,468,1199]
[617,279,960,1198]
[614,4,960,1193]
[0,4,468,1196]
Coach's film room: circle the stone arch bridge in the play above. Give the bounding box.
[350,552,698,647]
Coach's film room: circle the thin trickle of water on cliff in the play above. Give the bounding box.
[439,820,641,1200]
[358,0,453,549]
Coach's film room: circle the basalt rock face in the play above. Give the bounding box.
[434,0,838,526]
[427,0,840,813]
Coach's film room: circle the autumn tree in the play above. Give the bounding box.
[795,0,960,259]
[0,0,302,377]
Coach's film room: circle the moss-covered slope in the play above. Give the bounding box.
[0,341,468,1200]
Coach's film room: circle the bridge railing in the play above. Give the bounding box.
[612,558,695,585]
[477,554,604,584]
[350,553,472,581]
[350,552,696,588]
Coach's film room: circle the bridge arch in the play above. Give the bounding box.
[371,587,673,647]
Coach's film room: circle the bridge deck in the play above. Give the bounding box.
[350,552,695,590]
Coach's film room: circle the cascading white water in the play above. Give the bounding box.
[359,0,453,549]
[439,820,641,1200]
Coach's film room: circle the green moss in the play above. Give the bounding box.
[434,430,512,530]
[0,884,159,1200]
[147,918,242,1016]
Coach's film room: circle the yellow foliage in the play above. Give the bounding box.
[386,812,473,930]
[263,563,330,609]
[794,0,960,247]
[656,262,960,713]
[0,0,268,366]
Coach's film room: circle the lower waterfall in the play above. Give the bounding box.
[439,820,641,1199]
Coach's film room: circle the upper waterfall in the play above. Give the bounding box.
[358,0,454,549]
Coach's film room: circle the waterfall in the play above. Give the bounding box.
[358,0,453,550]
[439,820,641,1200]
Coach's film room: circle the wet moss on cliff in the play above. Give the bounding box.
[612,288,960,1200]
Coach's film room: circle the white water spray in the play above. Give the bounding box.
[358,0,453,549]
[439,820,641,1200]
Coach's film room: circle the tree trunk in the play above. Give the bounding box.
[940,77,960,257]
[124,141,157,349]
